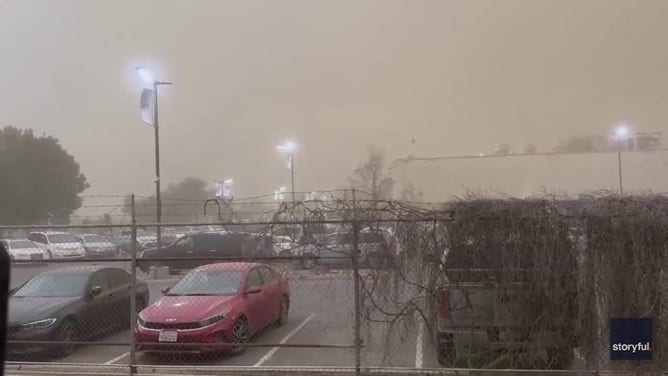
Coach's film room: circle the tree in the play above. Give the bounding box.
[347,145,394,199]
[123,177,215,223]
[553,135,607,153]
[523,144,537,154]
[0,126,89,225]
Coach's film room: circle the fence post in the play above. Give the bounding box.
[128,195,138,375]
[351,189,362,376]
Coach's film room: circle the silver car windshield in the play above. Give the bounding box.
[47,234,78,244]
[83,235,107,243]
[9,240,36,249]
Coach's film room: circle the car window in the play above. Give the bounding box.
[47,233,78,244]
[28,233,47,244]
[106,269,131,289]
[174,236,194,248]
[13,273,89,297]
[168,270,243,296]
[194,235,219,249]
[259,267,274,284]
[246,268,263,288]
[89,271,109,291]
[84,235,107,243]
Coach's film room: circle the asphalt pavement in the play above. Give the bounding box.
[7,261,438,369]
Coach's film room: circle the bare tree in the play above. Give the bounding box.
[348,145,395,199]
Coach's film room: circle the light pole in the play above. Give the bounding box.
[276,141,296,203]
[137,67,172,250]
[614,125,629,195]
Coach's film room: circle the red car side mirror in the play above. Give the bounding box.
[246,286,262,295]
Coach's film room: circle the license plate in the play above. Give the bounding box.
[158,331,177,342]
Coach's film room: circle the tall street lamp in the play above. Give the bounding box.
[276,141,296,203]
[614,125,629,195]
[137,67,172,250]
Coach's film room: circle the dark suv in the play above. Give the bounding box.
[138,233,256,274]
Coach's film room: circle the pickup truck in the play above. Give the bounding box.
[433,242,578,369]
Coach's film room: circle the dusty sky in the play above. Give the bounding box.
[1,0,667,200]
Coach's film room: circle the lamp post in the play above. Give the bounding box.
[614,125,629,195]
[276,142,296,203]
[136,67,172,250]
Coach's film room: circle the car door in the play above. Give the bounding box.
[258,267,281,321]
[319,234,352,266]
[243,268,270,333]
[166,235,196,270]
[192,234,220,267]
[212,234,244,261]
[104,269,133,327]
[81,271,112,336]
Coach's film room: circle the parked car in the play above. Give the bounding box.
[432,242,578,369]
[136,262,289,355]
[299,230,396,269]
[138,233,256,274]
[7,266,149,358]
[26,232,85,259]
[76,234,118,258]
[0,239,50,262]
[116,236,170,256]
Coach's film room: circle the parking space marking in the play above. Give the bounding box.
[253,313,317,367]
[104,352,129,365]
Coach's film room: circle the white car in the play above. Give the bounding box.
[76,234,118,257]
[26,231,86,259]
[0,239,50,262]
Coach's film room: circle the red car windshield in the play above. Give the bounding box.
[168,270,243,296]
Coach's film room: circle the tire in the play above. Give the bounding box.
[437,332,456,366]
[230,318,249,355]
[301,253,317,269]
[367,252,385,269]
[54,319,78,358]
[276,298,289,327]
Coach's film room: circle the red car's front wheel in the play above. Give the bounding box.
[277,299,289,327]
[230,319,249,355]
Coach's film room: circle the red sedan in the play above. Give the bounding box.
[135,262,289,355]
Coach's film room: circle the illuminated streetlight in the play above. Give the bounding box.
[615,125,629,139]
[274,186,287,201]
[613,124,631,195]
[276,141,297,203]
[135,66,172,250]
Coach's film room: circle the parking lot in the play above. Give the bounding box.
[8,261,439,369]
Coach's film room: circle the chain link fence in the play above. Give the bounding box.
[3,193,667,375]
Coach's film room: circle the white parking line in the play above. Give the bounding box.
[253,313,317,367]
[104,351,129,365]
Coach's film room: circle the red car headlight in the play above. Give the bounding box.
[198,307,232,328]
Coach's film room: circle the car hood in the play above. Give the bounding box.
[142,295,236,323]
[10,247,45,254]
[86,242,115,249]
[50,242,83,249]
[8,297,79,325]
